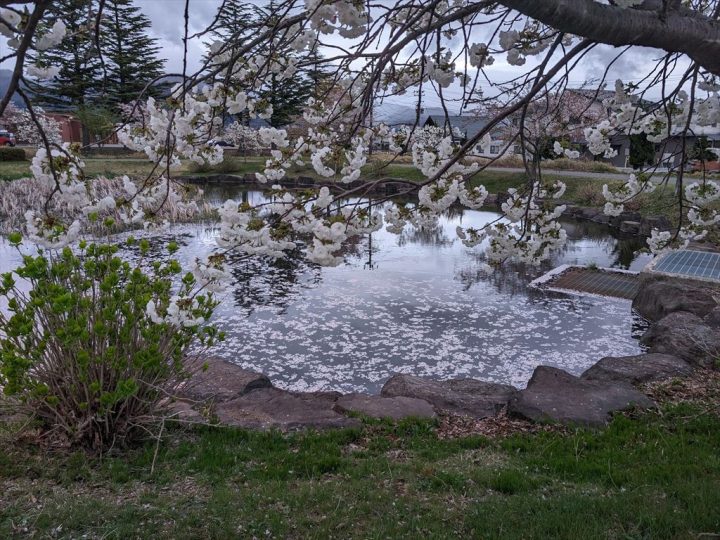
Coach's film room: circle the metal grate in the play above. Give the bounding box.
[652,250,720,281]
[545,267,640,299]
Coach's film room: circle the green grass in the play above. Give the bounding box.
[2,404,719,538]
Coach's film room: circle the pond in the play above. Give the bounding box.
[0,184,653,393]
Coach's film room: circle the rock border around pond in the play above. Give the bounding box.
[171,274,718,431]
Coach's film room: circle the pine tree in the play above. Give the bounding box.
[29,0,103,112]
[100,0,166,107]
[261,64,315,127]
[209,1,321,127]
[210,0,255,42]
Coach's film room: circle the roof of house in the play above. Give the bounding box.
[248,117,271,129]
[424,115,491,140]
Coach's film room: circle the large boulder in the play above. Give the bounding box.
[181,357,273,403]
[609,211,642,229]
[633,278,718,322]
[704,307,720,329]
[580,207,601,220]
[333,394,436,420]
[381,375,518,419]
[581,353,693,384]
[215,388,360,431]
[640,311,720,367]
[508,366,654,427]
[639,216,672,236]
[619,220,641,234]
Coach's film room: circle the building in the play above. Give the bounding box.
[45,113,84,144]
[423,115,520,158]
[604,127,720,170]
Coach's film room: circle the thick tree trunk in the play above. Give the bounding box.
[499,0,720,75]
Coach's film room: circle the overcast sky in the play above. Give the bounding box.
[0,0,688,110]
[133,0,687,110]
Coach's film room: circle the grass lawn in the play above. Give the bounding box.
[1,397,719,539]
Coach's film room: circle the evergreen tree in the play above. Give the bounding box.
[690,136,718,162]
[629,134,655,169]
[304,48,335,102]
[261,64,314,127]
[210,0,255,42]
[100,0,167,107]
[210,0,321,127]
[29,0,103,112]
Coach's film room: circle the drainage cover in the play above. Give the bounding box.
[650,250,720,282]
[533,266,640,299]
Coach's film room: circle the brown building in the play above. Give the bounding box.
[45,112,119,145]
[45,112,83,143]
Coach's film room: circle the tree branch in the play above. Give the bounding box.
[499,0,720,75]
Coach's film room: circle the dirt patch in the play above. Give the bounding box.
[435,410,568,440]
[640,368,720,413]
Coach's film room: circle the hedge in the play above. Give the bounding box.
[0,147,26,162]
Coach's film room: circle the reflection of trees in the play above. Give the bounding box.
[335,233,366,262]
[630,312,651,340]
[397,225,453,247]
[157,186,647,312]
[229,248,322,316]
[558,217,645,269]
[607,237,646,268]
[443,204,466,221]
[456,253,554,297]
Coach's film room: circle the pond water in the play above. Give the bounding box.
[0,185,653,393]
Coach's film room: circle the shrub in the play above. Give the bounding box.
[575,183,605,206]
[0,147,26,162]
[496,155,525,168]
[0,237,223,450]
[623,192,649,212]
[544,157,618,173]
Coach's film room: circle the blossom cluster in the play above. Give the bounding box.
[455,181,569,265]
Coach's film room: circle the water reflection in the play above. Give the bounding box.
[229,249,322,316]
[0,186,654,393]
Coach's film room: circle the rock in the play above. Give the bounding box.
[484,193,498,206]
[633,278,718,321]
[380,375,518,419]
[609,211,641,228]
[704,307,720,328]
[639,215,672,236]
[181,357,273,403]
[167,400,205,423]
[495,190,512,207]
[591,214,610,224]
[581,353,693,384]
[214,387,360,431]
[640,311,720,367]
[580,207,600,220]
[508,366,654,427]
[619,220,641,234]
[333,394,436,420]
